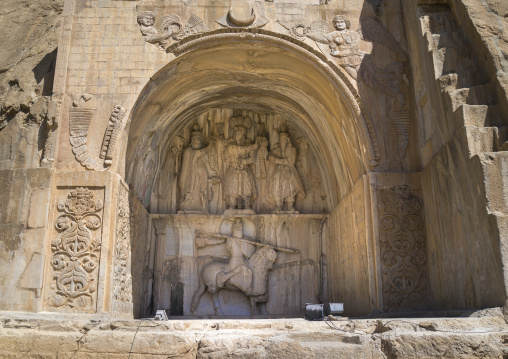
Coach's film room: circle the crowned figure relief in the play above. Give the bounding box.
[178,125,220,214]
[267,132,305,213]
[223,117,262,213]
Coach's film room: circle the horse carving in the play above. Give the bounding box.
[190,218,298,315]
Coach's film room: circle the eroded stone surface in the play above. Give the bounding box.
[0,313,507,358]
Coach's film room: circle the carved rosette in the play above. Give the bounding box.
[48,187,103,311]
[377,186,427,312]
[112,185,133,317]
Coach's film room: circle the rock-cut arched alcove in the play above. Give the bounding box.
[123,33,376,317]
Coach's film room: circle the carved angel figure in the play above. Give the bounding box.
[137,11,208,49]
[137,11,157,36]
[306,15,408,82]
[306,15,363,79]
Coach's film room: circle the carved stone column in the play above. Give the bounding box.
[150,218,168,313]
[377,185,427,312]
[46,187,104,313]
[112,184,133,318]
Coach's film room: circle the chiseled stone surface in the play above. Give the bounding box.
[1,311,507,358]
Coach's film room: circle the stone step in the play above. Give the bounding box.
[432,45,476,75]
[441,46,476,72]
[495,126,508,151]
[464,126,497,155]
[446,84,497,111]
[425,8,456,34]
[452,104,489,127]
[431,32,463,50]
[438,69,483,90]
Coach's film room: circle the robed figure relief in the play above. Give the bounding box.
[179,126,220,214]
[223,117,261,211]
[267,132,305,213]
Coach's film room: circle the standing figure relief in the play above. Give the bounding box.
[178,125,220,214]
[267,132,305,213]
[160,112,327,215]
[223,119,261,211]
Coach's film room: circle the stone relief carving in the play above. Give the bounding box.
[69,97,95,170]
[295,138,327,213]
[112,184,133,317]
[99,105,126,167]
[69,95,126,171]
[378,185,427,312]
[150,218,169,313]
[191,217,299,315]
[166,32,381,169]
[267,132,305,213]
[142,110,331,215]
[137,11,208,50]
[223,117,262,214]
[304,16,408,82]
[386,109,411,170]
[48,187,103,311]
[216,7,269,29]
[0,135,12,161]
[179,125,220,214]
[299,14,410,170]
[417,80,434,144]
[306,15,363,80]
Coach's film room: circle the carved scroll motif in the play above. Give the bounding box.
[48,187,103,311]
[112,184,133,317]
[69,107,96,170]
[377,186,427,312]
[100,105,126,166]
[69,103,126,171]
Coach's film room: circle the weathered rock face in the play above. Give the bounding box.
[0,0,62,151]
[1,312,507,358]
[1,0,508,347]
[0,0,63,313]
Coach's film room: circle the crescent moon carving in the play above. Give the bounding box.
[227,8,256,26]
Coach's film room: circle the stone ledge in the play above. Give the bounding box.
[1,312,507,358]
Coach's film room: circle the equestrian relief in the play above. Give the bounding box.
[191,217,299,315]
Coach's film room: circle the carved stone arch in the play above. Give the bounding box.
[124,29,379,210]
[169,28,380,167]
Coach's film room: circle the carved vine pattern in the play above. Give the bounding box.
[49,187,103,310]
[378,186,427,311]
[113,185,133,311]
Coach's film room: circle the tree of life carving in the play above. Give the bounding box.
[49,187,103,310]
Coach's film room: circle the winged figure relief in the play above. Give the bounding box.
[137,11,209,49]
[305,15,408,88]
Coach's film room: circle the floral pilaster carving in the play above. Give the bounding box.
[48,187,103,311]
[112,185,133,317]
[377,185,427,312]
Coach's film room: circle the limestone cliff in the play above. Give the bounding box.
[0,0,62,140]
